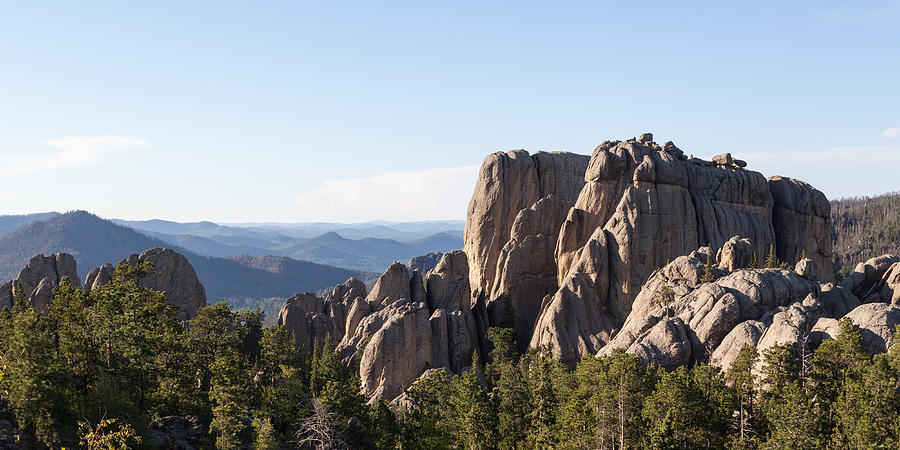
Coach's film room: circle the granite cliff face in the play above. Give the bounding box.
[518,135,833,362]
[279,133,900,404]
[0,253,80,311]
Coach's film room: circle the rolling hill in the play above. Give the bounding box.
[0,211,370,301]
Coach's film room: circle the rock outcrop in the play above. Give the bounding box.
[278,293,333,348]
[768,176,833,281]
[99,248,207,320]
[333,251,479,402]
[0,253,80,311]
[842,254,900,304]
[519,135,836,363]
[463,150,589,299]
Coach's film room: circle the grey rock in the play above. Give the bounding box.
[717,236,755,271]
[768,176,833,280]
[366,262,410,307]
[120,248,206,320]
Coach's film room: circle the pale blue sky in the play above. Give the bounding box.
[1,1,898,222]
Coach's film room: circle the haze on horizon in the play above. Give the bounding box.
[1,1,898,223]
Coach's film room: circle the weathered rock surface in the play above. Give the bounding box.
[487,195,571,349]
[278,293,332,348]
[425,250,470,312]
[527,135,834,363]
[333,252,480,402]
[84,263,114,293]
[768,176,833,281]
[366,262,411,307]
[352,299,434,401]
[717,236,755,272]
[119,248,206,320]
[323,277,367,342]
[841,255,900,304]
[842,303,900,353]
[795,258,828,284]
[534,137,785,361]
[3,253,81,311]
[463,150,589,300]
[599,265,818,368]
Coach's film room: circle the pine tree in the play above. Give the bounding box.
[448,370,498,449]
[209,347,252,449]
[831,354,899,448]
[727,346,759,448]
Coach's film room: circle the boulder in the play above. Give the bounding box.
[119,248,206,320]
[84,263,114,293]
[11,253,81,312]
[842,303,900,354]
[795,258,828,284]
[712,153,734,166]
[842,254,900,300]
[598,263,819,369]
[717,236,755,271]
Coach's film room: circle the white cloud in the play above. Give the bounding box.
[295,165,480,222]
[0,135,149,176]
[882,128,900,138]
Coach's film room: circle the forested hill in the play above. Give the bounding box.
[0,211,368,300]
[831,192,900,279]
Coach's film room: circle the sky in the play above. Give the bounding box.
[0,1,898,223]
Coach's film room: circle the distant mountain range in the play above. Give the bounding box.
[0,211,464,303]
[112,218,464,272]
[0,211,369,301]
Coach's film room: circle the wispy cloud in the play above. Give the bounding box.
[295,165,479,222]
[0,136,150,176]
[881,128,900,138]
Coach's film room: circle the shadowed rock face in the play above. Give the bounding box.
[0,253,80,311]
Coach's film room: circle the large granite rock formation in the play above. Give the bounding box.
[463,150,589,300]
[334,252,477,402]
[0,253,80,311]
[86,248,206,320]
[278,277,368,347]
[520,135,832,362]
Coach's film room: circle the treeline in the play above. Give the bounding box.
[2,263,899,448]
[832,192,900,280]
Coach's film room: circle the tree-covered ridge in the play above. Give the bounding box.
[1,266,899,449]
[832,192,900,280]
[0,211,369,301]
